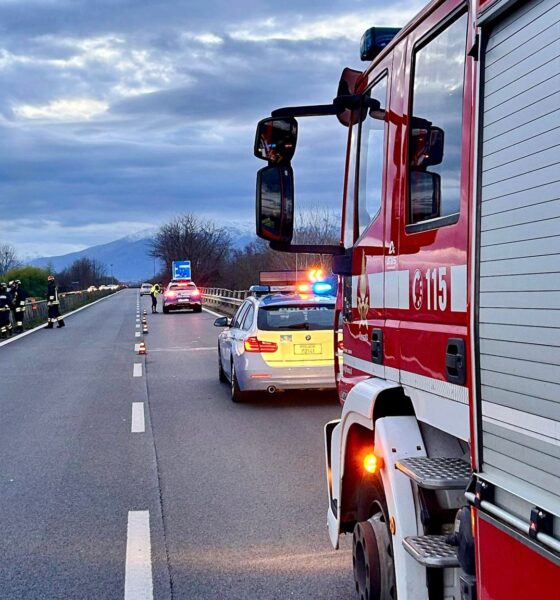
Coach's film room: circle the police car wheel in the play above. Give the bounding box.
[163,306,169,314]
[230,363,245,403]
[218,351,228,383]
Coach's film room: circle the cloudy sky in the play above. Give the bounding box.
[0,0,423,258]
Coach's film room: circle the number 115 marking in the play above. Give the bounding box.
[425,267,448,311]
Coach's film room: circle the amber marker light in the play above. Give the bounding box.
[363,452,384,474]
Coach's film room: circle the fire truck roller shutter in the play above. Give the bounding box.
[477,0,560,519]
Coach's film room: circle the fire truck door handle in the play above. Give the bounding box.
[371,329,383,365]
[446,338,466,385]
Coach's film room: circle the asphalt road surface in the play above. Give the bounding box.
[0,289,354,599]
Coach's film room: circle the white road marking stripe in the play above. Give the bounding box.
[0,290,123,349]
[124,510,153,600]
[135,332,141,338]
[202,307,225,318]
[131,403,145,433]
[136,324,141,329]
[148,347,215,352]
[133,363,143,377]
[134,343,140,352]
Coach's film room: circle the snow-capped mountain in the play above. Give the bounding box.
[30,220,256,282]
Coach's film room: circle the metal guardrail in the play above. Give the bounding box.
[200,288,249,315]
[17,289,118,328]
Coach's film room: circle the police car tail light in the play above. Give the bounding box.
[191,290,201,298]
[165,291,176,298]
[244,336,278,353]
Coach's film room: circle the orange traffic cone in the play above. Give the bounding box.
[143,309,147,315]
[138,341,147,355]
[142,324,148,334]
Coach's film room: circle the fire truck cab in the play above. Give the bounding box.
[253,0,560,598]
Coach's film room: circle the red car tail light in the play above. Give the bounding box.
[191,290,201,298]
[244,336,278,353]
[165,291,176,298]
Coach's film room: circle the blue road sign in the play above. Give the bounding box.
[172,260,191,280]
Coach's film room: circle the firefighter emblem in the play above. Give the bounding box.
[412,269,423,310]
[357,253,369,329]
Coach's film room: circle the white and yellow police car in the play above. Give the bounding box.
[214,282,336,402]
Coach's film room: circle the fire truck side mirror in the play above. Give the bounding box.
[256,164,294,244]
[254,117,298,163]
[410,122,445,168]
[410,171,441,223]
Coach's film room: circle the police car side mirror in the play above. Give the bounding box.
[214,316,231,327]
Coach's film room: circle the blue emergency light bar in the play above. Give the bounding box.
[312,282,333,295]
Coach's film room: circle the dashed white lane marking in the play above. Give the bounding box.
[133,363,143,377]
[202,307,225,318]
[135,332,141,338]
[136,324,140,329]
[124,510,153,600]
[131,403,145,433]
[134,343,140,352]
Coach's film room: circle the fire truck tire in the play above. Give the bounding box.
[218,352,228,383]
[230,362,246,403]
[353,485,396,600]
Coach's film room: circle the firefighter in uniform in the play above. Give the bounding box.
[45,275,65,329]
[12,280,28,334]
[0,282,13,338]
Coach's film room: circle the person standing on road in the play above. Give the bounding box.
[45,275,65,329]
[12,280,28,334]
[0,282,13,338]
[150,282,161,313]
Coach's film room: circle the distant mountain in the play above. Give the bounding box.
[30,220,256,282]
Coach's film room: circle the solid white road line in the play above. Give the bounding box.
[135,332,141,338]
[202,307,225,318]
[124,510,153,600]
[133,363,143,377]
[0,290,124,349]
[148,347,215,352]
[131,403,145,433]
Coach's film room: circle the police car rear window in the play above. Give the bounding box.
[257,304,335,331]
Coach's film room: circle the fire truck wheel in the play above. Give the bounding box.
[230,363,245,403]
[218,352,228,383]
[353,504,396,599]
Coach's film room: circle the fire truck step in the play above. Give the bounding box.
[395,457,471,490]
[402,535,459,568]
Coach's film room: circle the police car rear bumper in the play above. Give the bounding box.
[238,361,335,391]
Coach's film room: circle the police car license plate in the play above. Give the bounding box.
[178,298,189,303]
[294,344,321,355]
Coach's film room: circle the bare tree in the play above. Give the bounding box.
[0,243,20,276]
[228,206,341,289]
[57,257,108,289]
[150,214,232,286]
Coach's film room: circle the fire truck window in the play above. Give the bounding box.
[358,75,388,236]
[408,12,468,226]
[343,123,359,248]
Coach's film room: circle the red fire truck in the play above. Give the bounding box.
[253,0,560,597]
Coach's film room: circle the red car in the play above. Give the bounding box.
[162,281,202,313]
